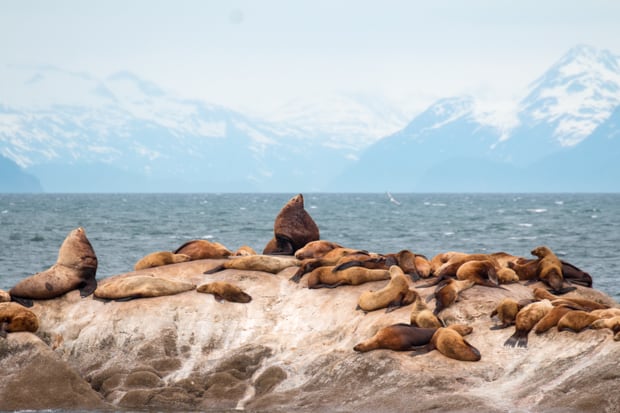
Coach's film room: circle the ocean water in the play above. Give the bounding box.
[0,193,618,301]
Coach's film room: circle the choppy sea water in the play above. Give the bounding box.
[0,193,618,301]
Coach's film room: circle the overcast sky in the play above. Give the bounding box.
[2,0,620,116]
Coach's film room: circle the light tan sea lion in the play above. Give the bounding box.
[557,310,600,333]
[497,267,519,284]
[411,327,481,362]
[590,308,620,319]
[307,266,390,289]
[0,302,39,338]
[357,266,416,312]
[94,275,196,301]
[490,298,530,330]
[233,246,257,256]
[134,251,191,271]
[197,281,252,303]
[10,227,98,307]
[294,240,343,260]
[410,291,443,328]
[589,316,620,332]
[174,239,232,260]
[504,299,553,347]
[204,255,300,275]
[262,194,320,255]
[534,305,576,334]
[532,287,609,311]
[0,289,10,303]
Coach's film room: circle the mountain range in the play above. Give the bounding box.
[1,44,619,193]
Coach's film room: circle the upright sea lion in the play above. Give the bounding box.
[557,310,600,333]
[307,266,390,289]
[262,194,320,255]
[294,240,343,260]
[531,246,575,294]
[504,299,553,348]
[94,275,196,301]
[197,281,252,303]
[0,302,39,338]
[204,255,300,275]
[10,227,98,307]
[490,298,530,330]
[134,251,191,271]
[174,239,232,260]
[356,266,416,313]
[411,327,481,362]
[431,278,475,315]
[410,291,443,328]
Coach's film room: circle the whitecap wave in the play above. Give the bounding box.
[527,208,547,213]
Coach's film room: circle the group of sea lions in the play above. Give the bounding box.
[1,194,618,362]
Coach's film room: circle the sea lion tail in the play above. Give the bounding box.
[204,264,225,274]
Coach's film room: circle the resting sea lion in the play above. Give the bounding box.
[430,251,467,275]
[294,240,343,260]
[174,239,232,260]
[411,327,481,362]
[435,253,500,279]
[10,227,98,307]
[0,302,39,338]
[534,305,576,334]
[431,278,475,315]
[204,255,300,275]
[0,289,10,303]
[590,308,620,319]
[497,267,519,284]
[197,281,252,303]
[94,275,196,301]
[356,266,416,313]
[383,250,432,280]
[557,310,600,333]
[262,194,320,255]
[289,248,366,283]
[532,287,609,311]
[307,266,390,289]
[134,251,191,271]
[233,246,257,256]
[455,260,504,288]
[589,316,620,333]
[504,299,553,348]
[410,291,443,328]
[490,298,530,330]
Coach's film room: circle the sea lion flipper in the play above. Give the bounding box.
[490,323,511,331]
[204,264,225,275]
[410,343,434,356]
[114,296,138,302]
[552,286,577,295]
[333,260,364,272]
[213,294,225,302]
[79,277,98,298]
[10,296,34,308]
[0,322,8,338]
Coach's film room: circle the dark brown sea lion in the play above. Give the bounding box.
[204,255,300,275]
[134,251,191,271]
[410,327,481,362]
[356,266,416,312]
[504,300,553,348]
[262,194,320,255]
[0,302,39,338]
[197,281,252,303]
[307,266,390,289]
[94,275,196,301]
[174,239,232,260]
[10,227,98,307]
[294,240,343,260]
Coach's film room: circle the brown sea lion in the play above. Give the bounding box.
[353,324,438,352]
[435,253,500,279]
[294,240,343,260]
[134,251,191,271]
[590,308,620,319]
[410,291,443,328]
[307,266,390,289]
[431,278,475,315]
[497,267,519,284]
[289,248,367,283]
[531,245,573,293]
[383,250,432,280]
[356,266,416,313]
[557,310,600,333]
[262,194,320,255]
[94,275,196,301]
[10,227,98,307]
[532,287,609,311]
[233,246,257,256]
[174,239,232,260]
[204,255,300,275]
[534,305,577,334]
[490,298,530,330]
[411,327,481,362]
[504,299,553,348]
[455,260,503,288]
[0,289,10,303]
[430,251,467,275]
[0,302,39,338]
[197,281,252,303]
[589,316,620,332]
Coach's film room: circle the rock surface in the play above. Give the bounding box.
[1,259,619,412]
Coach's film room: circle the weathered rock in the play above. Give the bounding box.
[0,258,618,412]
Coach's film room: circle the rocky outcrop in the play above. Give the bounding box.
[1,259,619,412]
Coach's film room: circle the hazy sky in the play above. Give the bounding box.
[2,0,620,116]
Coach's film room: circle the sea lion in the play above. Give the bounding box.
[383,250,432,280]
[435,253,500,279]
[504,299,553,348]
[233,246,257,256]
[204,255,300,275]
[262,194,320,255]
[94,275,196,301]
[590,308,620,319]
[429,251,467,275]
[534,305,576,334]
[174,239,232,260]
[455,260,503,288]
[134,251,191,271]
[589,316,620,333]
[531,246,574,294]
[0,289,10,303]
[497,267,519,284]
[289,248,367,283]
[411,327,481,362]
[431,278,475,315]
[197,281,252,303]
[294,240,343,260]
[532,287,609,311]
[557,310,600,333]
[307,266,390,289]
[356,266,416,313]
[410,291,443,328]
[10,227,98,307]
[0,302,39,338]
[353,324,438,352]
[490,298,530,330]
